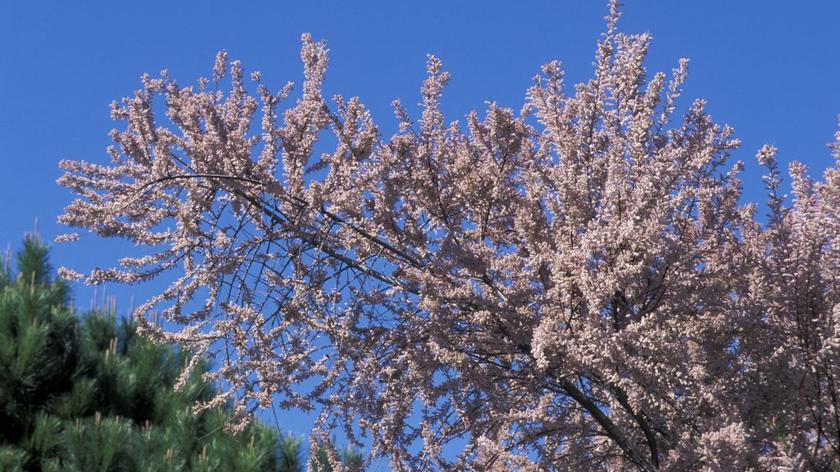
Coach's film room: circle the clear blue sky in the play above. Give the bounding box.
[2,0,839,450]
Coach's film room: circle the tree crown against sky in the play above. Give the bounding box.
[0,235,304,471]
[56,2,839,470]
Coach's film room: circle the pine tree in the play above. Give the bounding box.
[0,235,307,471]
[311,445,363,472]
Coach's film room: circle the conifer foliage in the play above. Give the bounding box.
[0,235,305,471]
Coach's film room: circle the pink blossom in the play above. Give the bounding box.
[57,2,840,469]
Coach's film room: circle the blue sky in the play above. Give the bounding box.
[2,0,840,456]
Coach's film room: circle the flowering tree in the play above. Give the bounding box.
[57,3,838,470]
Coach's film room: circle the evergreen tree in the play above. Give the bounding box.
[311,445,363,472]
[0,235,306,471]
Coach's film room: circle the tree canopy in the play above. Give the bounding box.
[56,2,839,470]
[0,235,307,471]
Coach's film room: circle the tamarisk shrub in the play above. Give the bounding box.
[57,2,839,470]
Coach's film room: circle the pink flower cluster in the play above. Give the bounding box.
[58,3,839,470]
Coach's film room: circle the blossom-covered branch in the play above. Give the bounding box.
[58,3,839,470]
